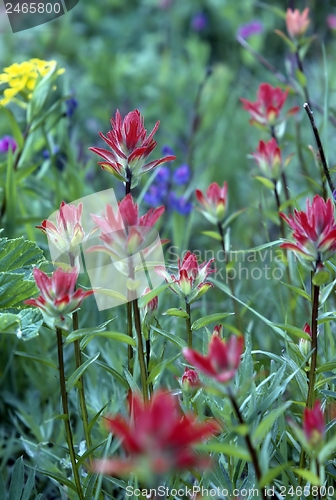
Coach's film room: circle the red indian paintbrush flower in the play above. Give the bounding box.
[181,367,200,388]
[195,182,228,224]
[37,201,96,266]
[93,391,219,478]
[280,195,336,264]
[89,109,175,188]
[286,8,310,39]
[156,251,215,304]
[25,267,93,329]
[251,138,282,181]
[240,82,298,127]
[183,329,244,383]
[303,400,325,446]
[89,193,165,260]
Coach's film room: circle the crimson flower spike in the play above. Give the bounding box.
[89,109,175,188]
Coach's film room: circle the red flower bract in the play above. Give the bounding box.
[156,251,215,304]
[89,193,165,259]
[183,329,244,383]
[303,400,325,445]
[93,391,220,477]
[286,8,310,39]
[240,83,298,127]
[25,267,93,329]
[89,109,175,187]
[195,182,228,223]
[280,195,336,264]
[251,138,282,181]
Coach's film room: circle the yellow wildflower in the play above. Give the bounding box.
[0,58,65,106]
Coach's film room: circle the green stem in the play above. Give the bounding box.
[73,329,92,449]
[185,301,192,348]
[227,389,268,500]
[273,182,286,239]
[306,279,319,409]
[56,327,84,500]
[217,222,242,332]
[304,103,335,197]
[133,299,148,402]
[299,276,320,477]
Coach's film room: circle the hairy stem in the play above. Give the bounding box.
[228,389,268,500]
[73,314,92,450]
[306,280,319,409]
[304,103,335,197]
[185,301,192,348]
[133,299,148,402]
[56,327,84,500]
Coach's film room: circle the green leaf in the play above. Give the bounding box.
[222,208,245,231]
[197,443,250,461]
[8,456,24,500]
[162,308,189,319]
[191,313,234,330]
[0,107,24,149]
[0,468,6,500]
[253,401,292,445]
[27,63,59,122]
[94,359,129,389]
[201,231,222,241]
[66,352,100,392]
[0,235,44,273]
[260,462,292,488]
[317,361,336,373]
[0,272,37,309]
[151,325,187,349]
[18,308,43,340]
[318,434,336,462]
[254,176,275,190]
[36,469,76,492]
[15,351,57,370]
[21,468,35,500]
[0,313,20,334]
[147,354,180,384]
[137,283,170,309]
[64,321,113,345]
[273,324,311,340]
[292,468,321,485]
[280,282,311,301]
[80,331,136,350]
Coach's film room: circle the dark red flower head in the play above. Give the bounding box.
[89,109,175,188]
[240,83,298,127]
[93,391,219,478]
[280,195,336,264]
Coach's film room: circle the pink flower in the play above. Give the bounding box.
[303,401,325,445]
[25,268,93,329]
[240,83,299,127]
[181,367,200,388]
[89,193,165,259]
[195,182,228,223]
[327,15,336,30]
[156,251,215,304]
[93,391,219,478]
[89,109,175,188]
[141,286,158,316]
[37,201,95,266]
[280,195,336,264]
[183,330,244,384]
[286,8,310,39]
[251,138,282,181]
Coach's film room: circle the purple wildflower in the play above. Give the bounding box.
[327,15,336,30]
[191,12,208,32]
[155,166,170,184]
[144,185,167,206]
[65,97,78,117]
[237,20,263,39]
[169,192,192,216]
[162,145,175,157]
[173,164,191,185]
[0,135,17,153]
